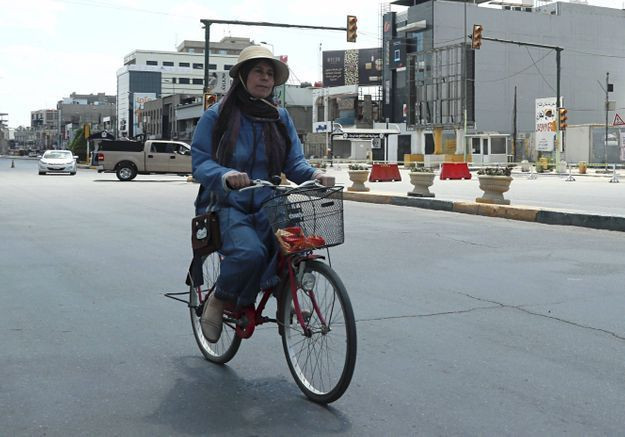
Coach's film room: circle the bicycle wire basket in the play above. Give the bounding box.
[262,186,344,252]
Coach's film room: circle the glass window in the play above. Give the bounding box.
[472,137,481,154]
[163,61,174,66]
[491,137,507,154]
[146,60,158,66]
[224,64,233,71]
[192,78,203,85]
[151,142,177,153]
[193,63,203,69]
[208,63,216,70]
[179,62,190,67]
[179,78,190,84]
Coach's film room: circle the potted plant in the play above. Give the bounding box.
[347,163,370,192]
[475,165,513,205]
[407,166,435,197]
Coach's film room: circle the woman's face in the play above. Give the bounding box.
[245,60,275,99]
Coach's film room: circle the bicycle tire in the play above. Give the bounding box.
[280,260,357,403]
[189,252,241,364]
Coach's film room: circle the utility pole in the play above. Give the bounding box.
[555,47,562,170]
[605,72,609,171]
[463,0,468,163]
[513,86,518,161]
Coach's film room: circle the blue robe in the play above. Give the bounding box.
[191,102,317,306]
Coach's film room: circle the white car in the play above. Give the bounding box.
[38,150,78,175]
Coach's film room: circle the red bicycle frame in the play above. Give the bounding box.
[213,250,326,339]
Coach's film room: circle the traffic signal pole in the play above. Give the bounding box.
[473,34,564,166]
[556,47,562,169]
[201,19,349,105]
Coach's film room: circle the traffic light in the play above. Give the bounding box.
[203,93,217,110]
[559,107,568,130]
[346,15,358,43]
[471,24,483,50]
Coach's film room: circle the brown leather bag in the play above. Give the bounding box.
[191,211,221,256]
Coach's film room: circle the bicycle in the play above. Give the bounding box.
[172,179,357,404]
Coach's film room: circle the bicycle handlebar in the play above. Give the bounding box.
[239,178,325,192]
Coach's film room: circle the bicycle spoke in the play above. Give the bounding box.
[282,260,356,403]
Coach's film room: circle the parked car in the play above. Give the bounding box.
[38,150,77,175]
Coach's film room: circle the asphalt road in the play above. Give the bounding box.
[2,158,625,436]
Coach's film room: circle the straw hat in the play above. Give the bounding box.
[229,45,289,86]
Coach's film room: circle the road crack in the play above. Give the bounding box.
[357,304,502,323]
[457,291,625,342]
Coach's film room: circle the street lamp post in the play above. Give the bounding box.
[164,78,177,139]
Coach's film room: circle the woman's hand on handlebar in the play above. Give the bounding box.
[314,174,335,187]
[225,171,251,190]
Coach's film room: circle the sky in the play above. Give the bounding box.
[0,0,620,127]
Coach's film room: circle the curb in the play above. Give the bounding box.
[343,191,625,232]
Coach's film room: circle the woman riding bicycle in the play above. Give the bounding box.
[191,45,331,343]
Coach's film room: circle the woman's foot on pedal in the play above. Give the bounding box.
[201,294,225,343]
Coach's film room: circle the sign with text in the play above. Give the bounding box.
[207,72,232,95]
[535,97,557,152]
[322,48,382,87]
[132,92,156,136]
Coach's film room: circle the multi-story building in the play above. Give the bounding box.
[13,126,37,150]
[116,37,253,138]
[382,0,625,164]
[56,93,116,148]
[31,109,59,149]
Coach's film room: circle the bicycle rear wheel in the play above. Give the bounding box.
[280,260,357,403]
[189,252,241,364]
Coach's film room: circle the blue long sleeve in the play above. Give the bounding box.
[191,104,233,200]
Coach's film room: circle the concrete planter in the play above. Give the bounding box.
[408,172,435,197]
[476,175,513,205]
[347,170,370,192]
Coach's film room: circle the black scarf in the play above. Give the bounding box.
[213,81,291,178]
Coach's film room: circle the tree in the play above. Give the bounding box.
[68,128,87,161]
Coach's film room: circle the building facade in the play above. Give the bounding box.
[56,93,116,148]
[31,109,59,149]
[382,0,625,163]
[143,84,314,144]
[116,37,253,138]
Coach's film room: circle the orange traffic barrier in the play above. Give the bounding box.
[369,163,401,182]
[440,162,471,180]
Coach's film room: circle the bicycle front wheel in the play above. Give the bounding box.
[280,260,357,403]
[189,252,241,364]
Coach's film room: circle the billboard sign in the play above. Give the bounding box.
[535,97,557,152]
[322,48,383,87]
[390,39,406,70]
[132,92,156,136]
[207,72,232,94]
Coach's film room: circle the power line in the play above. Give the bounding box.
[473,50,551,83]
[525,47,555,92]
[565,47,625,59]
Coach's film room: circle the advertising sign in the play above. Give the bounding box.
[312,122,331,133]
[132,92,156,136]
[207,72,232,94]
[535,97,557,152]
[621,130,625,161]
[322,48,383,87]
[390,39,406,70]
